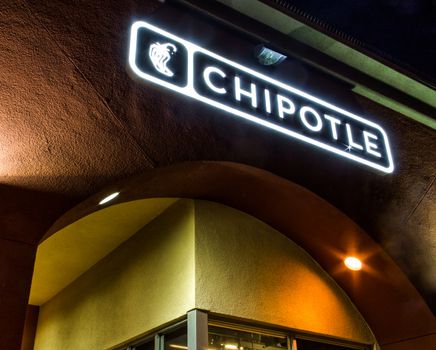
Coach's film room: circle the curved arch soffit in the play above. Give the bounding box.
[37,161,435,347]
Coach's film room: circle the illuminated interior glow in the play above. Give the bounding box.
[344,257,363,271]
[128,20,394,173]
[224,345,238,349]
[98,192,120,205]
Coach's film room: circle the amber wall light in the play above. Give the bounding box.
[344,257,362,271]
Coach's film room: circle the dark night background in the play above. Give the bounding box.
[284,0,436,87]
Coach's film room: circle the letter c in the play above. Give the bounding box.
[203,66,227,94]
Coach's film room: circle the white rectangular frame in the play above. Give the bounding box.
[128,20,394,174]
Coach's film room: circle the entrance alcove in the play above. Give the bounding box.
[30,199,376,349]
[24,162,435,350]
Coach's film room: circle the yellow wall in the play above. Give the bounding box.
[33,199,376,349]
[194,200,375,344]
[33,199,195,350]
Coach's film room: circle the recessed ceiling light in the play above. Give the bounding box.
[98,192,120,205]
[344,256,362,271]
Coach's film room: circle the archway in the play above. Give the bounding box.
[33,161,436,349]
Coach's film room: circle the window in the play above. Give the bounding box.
[123,312,370,350]
[126,321,187,350]
[132,339,154,350]
[208,325,287,350]
[164,325,188,350]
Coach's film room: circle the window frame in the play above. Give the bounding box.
[119,311,375,350]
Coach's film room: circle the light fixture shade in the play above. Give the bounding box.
[255,45,287,66]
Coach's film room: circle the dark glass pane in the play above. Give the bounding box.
[297,339,359,350]
[134,339,154,350]
[164,325,188,350]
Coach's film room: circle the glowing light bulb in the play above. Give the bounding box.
[98,192,120,205]
[344,257,362,271]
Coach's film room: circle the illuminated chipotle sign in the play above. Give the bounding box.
[129,20,394,173]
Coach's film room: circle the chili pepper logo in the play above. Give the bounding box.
[148,42,178,77]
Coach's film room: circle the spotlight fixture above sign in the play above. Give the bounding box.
[255,45,287,66]
[128,20,394,173]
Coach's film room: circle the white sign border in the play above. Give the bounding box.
[128,20,394,174]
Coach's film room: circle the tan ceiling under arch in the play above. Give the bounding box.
[30,197,178,305]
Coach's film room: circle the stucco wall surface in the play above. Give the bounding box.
[33,199,376,348]
[33,199,195,350]
[194,200,375,344]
